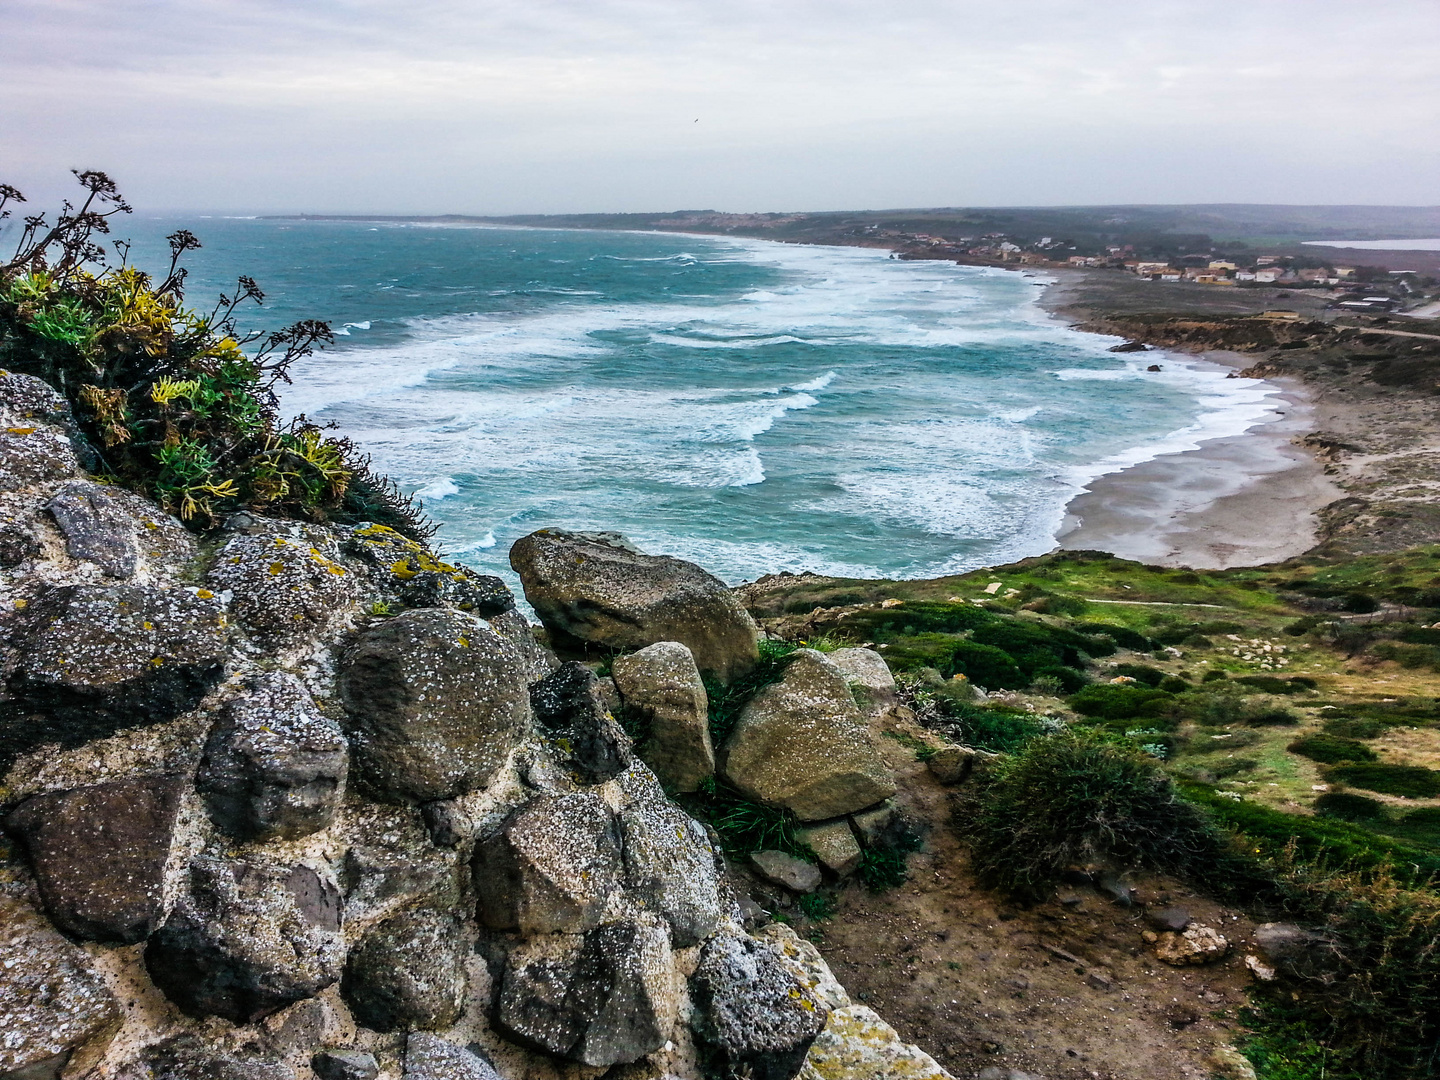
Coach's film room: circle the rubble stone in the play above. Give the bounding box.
[611,641,714,792]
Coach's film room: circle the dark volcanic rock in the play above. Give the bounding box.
[46,480,141,578]
[311,1050,379,1080]
[397,567,516,617]
[207,522,359,641]
[145,859,345,1023]
[1,583,229,765]
[341,907,467,1033]
[690,930,829,1079]
[1254,922,1344,980]
[0,894,123,1080]
[196,672,348,841]
[473,791,623,935]
[4,773,185,943]
[147,1039,297,1080]
[403,1034,502,1080]
[529,662,632,784]
[338,608,532,803]
[495,920,674,1067]
[616,766,722,946]
[509,529,759,681]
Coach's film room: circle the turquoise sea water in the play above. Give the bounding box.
[119,218,1281,586]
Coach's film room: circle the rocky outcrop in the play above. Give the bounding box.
[528,661,632,783]
[341,907,467,1033]
[338,608,532,803]
[312,1050,379,1080]
[509,529,759,680]
[4,773,185,942]
[403,1034,502,1080]
[473,791,623,935]
[145,859,345,1023]
[197,672,348,841]
[2,582,229,764]
[495,919,675,1067]
[46,479,195,579]
[207,521,359,642]
[827,646,897,710]
[611,640,715,791]
[0,893,122,1080]
[797,1005,954,1080]
[723,649,895,821]
[690,930,830,1078]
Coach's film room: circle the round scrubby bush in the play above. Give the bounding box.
[1067,683,1173,720]
[1313,791,1387,823]
[961,730,1224,899]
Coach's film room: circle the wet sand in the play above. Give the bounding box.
[1039,271,1343,568]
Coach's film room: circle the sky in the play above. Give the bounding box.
[3,1,1438,215]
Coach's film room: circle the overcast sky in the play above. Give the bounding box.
[3,1,1438,214]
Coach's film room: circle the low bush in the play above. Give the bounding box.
[679,776,807,858]
[1032,664,1089,693]
[1323,715,1390,739]
[1067,683,1173,720]
[1245,707,1301,727]
[1073,621,1152,651]
[1313,791,1388,822]
[1325,762,1440,798]
[948,641,1026,690]
[1112,663,1167,687]
[1236,675,1312,695]
[961,730,1225,899]
[1288,734,1378,765]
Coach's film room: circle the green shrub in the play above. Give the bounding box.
[1073,622,1152,651]
[1288,735,1378,765]
[1067,683,1173,720]
[1203,669,1230,682]
[1397,626,1440,646]
[1112,663,1167,687]
[702,638,797,746]
[1325,763,1440,798]
[1245,707,1301,727]
[796,892,836,919]
[1322,716,1390,740]
[1236,675,1310,695]
[1387,806,1440,846]
[940,703,1043,753]
[1313,792,1388,822]
[949,641,1026,690]
[679,776,807,858]
[1370,641,1440,669]
[972,620,1111,670]
[0,174,427,538]
[1032,665,1089,694]
[961,730,1225,899]
[871,632,968,675]
[1158,676,1189,693]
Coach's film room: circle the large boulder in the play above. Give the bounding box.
[616,766,723,946]
[207,522,359,641]
[827,647,897,711]
[341,907,467,1033]
[1,583,229,765]
[690,930,830,1079]
[495,920,675,1067]
[340,809,464,926]
[404,1034,502,1080]
[797,1005,955,1080]
[147,1040,297,1080]
[145,859,345,1023]
[722,650,895,821]
[196,672,348,841]
[530,662,632,784]
[0,426,80,492]
[611,641,715,792]
[1253,922,1343,980]
[4,773,185,943]
[0,894,123,1080]
[509,529,759,681]
[338,608,532,803]
[473,791,623,936]
[46,479,195,580]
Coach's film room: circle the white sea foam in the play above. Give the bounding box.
[415,477,459,501]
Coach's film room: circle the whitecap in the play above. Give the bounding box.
[786,371,837,393]
[414,477,459,501]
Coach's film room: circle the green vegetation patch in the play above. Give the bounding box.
[1067,683,1173,720]
[1324,762,1440,798]
[1287,734,1378,765]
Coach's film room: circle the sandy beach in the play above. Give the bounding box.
[1039,270,1344,568]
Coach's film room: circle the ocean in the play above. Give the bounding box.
[119,217,1282,587]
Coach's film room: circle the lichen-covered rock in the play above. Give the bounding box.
[46,480,194,579]
[2,583,229,765]
[196,672,348,841]
[312,1050,379,1080]
[147,1039,298,1080]
[690,930,830,1078]
[145,859,345,1023]
[611,641,714,792]
[616,766,722,946]
[487,608,559,684]
[338,608,532,803]
[750,850,822,893]
[340,811,463,926]
[797,1005,954,1080]
[530,661,632,784]
[0,425,80,492]
[796,820,862,877]
[0,371,76,427]
[752,923,852,1011]
[341,907,467,1033]
[826,647,896,711]
[208,522,359,641]
[723,650,895,821]
[473,791,623,935]
[1153,923,1230,966]
[496,920,675,1067]
[404,1033,502,1080]
[4,773,185,943]
[0,893,122,1079]
[397,566,516,618]
[509,529,759,681]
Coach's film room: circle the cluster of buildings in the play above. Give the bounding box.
[1094,257,1358,287]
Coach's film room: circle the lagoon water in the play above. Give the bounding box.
[123,218,1282,586]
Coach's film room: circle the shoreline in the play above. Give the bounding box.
[1038,269,1343,569]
